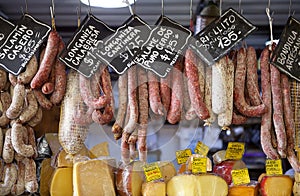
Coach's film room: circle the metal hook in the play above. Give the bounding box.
[50,6,56,30]
[123,0,134,16]
[161,0,164,16]
[77,0,81,27]
[266,7,274,47]
[87,0,92,15]
[238,0,243,14]
[189,0,193,20]
[219,0,223,16]
[25,0,28,14]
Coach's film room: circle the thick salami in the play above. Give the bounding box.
[148,71,164,116]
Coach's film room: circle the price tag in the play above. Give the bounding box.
[59,14,114,78]
[191,157,207,174]
[194,141,209,156]
[265,159,283,175]
[143,162,163,182]
[225,142,245,160]
[191,8,256,65]
[0,14,51,75]
[231,168,250,185]
[270,16,300,82]
[134,15,192,78]
[176,149,192,165]
[97,15,151,75]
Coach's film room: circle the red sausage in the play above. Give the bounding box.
[184,49,209,120]
[30,31,60,89]
[167,57,184,124]
[148,71,164,116]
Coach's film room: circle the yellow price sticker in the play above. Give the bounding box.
[192,157,207,174]
[143,162,163,182]
[225,142,245,160]
[194,141,209,156]
[231,168,250,186]
[265,159,283,175]
[176,149,192,165]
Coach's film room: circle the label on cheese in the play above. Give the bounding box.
[143,162,163,182]
[231,168,250,186]
[225,142,245,160]
[176,149,192,165]
[191,157,207,174]
[265,159,283,175]
[194,141,209,156]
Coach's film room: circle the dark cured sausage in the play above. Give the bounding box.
[31,31,60,89]
[234,48,267,117]
[270,64,286,158]
[246,46,262,106]
[160,72,171,115]
[184,49,209,120]
[167,57,184,124]
[260,47,279,159]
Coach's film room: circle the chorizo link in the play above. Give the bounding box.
[246,46,262,106]
[19,89,38,123]
[22,158,38,193]
[260,47,279,159]
[185,49,209,120]
[50,39,67,105]
[33,89,53,110]
[167,57,184,124]
[123,65,138,141]
[0,68,7,91]
[112,73,128,140]
[148,71,164,116]
[0,163,18,195]
[11,123,34,157]
[6,83,25,119]
[30,30,60,89]
[234,48,267,117]
[11,161,25,196]
[0,92,11,127]
[136,67,149,162]
[27,106,43,127]
[270,64,286,158]
[204,66,216,125]
[160,72,171,115]
[17,55,38,85]
[2,129,14,163]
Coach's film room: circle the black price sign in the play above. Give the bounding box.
[0,14,51,75]
[59,14,114,78]
[97,15,151,74]
[134,15,192,78]
[191,8,256,65]
[271,17,300,81]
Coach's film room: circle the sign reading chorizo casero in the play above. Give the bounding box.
[96,15,151,75]
[0,14,51,75]
[271,16,300,81]
[59,14,114,78]
[190,8,256,65]
[134,15,192,78]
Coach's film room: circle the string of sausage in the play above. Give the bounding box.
[260,46,280,159]
[234,47,267,117]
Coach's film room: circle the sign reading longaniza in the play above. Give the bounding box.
[59,14,114,78]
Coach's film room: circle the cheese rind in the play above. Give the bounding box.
[73,159,116,196]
